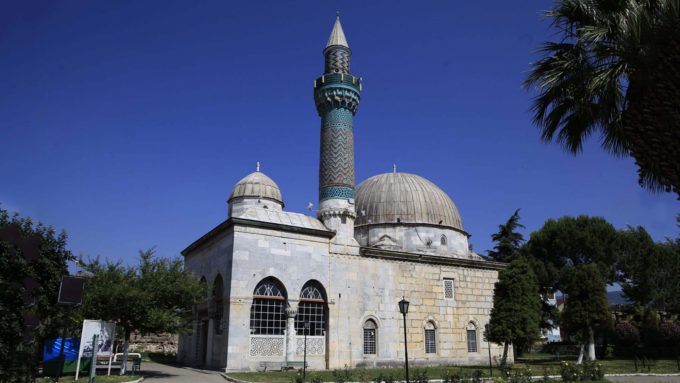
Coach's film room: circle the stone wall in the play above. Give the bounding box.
[128,331,178,354]
[178,221,512,372]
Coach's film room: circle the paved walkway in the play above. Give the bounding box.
[140,362,225,383]
[608,376,680,383]
[135,363,680,383]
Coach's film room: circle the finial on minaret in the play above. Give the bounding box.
[393,164,397,173]
[256,161,260,172]
[326,13,349,48]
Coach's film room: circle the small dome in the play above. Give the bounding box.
[355,173,464,232]
[228,171,284,207]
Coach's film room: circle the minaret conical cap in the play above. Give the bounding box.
[326,15,349,48]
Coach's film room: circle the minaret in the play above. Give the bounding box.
[314,15,362,252]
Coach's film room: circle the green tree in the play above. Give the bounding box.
[487,209,525,263]
[525,216,619,347]
[0,207,72,381]
[561,264,611,362]
[487,257,542,366]
[525,0,680,195]
[526,215,620,288]
[618,226,680,313]
[81,248,206,375]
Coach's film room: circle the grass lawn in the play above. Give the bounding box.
[226,354,680,383]
[141,351,177,365]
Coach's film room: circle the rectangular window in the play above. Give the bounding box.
[443,278,454,300]
[363,328,376,355]
[467,329,478,352]
[425,329,436,354]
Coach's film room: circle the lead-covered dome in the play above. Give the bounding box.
[355,173,464,232]
[228,171,284,207]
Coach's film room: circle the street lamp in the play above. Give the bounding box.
[303,321,310,380]
[398,297,410,383]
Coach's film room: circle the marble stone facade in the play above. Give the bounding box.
[177,215,512,371]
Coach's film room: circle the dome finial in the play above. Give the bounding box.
[256,161,260,172]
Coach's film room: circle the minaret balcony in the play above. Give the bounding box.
[314,73,362,93]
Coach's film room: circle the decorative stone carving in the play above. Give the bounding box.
[296,336,325,355]
[249,336,285,357]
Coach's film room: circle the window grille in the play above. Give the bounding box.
[363,319,377,355]
[467,328,478,352]
[424,321,436,354]
[443,279,454,300]
[425,329,436,353]
[296,301,325,336]
[296,283,326,336]
[250,279,287,335]
[254,281,284,298]
[213,275,224,334]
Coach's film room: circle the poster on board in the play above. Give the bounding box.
[75,320,116,379]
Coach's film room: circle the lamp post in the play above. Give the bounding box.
[303,321,310,380]
[398,297,410,383]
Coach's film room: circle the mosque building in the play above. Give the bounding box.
[177,16,510,372]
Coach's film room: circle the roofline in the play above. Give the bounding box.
[181,217,335,256]
[360,247,508,271]
[354,222,470,238]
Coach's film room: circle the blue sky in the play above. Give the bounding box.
[1,1,677,266]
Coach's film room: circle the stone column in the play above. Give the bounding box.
[285,305,298,362]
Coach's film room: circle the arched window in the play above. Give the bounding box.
[250,277,287,335]
[466,322,478,352]
[440,235,447,246]
[363,319,377,355]
[295,281,326,336]
[424,321,437,354]
[212,275,224,334]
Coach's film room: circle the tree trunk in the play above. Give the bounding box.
[119,326,130,375]
[587,326,596,361]
[501,341,509,367]
[621,33,680,195]
[577,344,585,364]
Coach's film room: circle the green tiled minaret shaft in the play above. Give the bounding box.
[314,15,362,205]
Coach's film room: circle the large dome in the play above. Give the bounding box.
[355,173,464,232]
[228,171,284,207]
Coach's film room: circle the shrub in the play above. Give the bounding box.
[582,361,605,381]
[331,365,353,383]
[413,369,429,383]
[372,372,395,383]
[507,368,532,383]
[441,369,452,383]
[450,368,468,383]
[614,321,640,346]
[471,369,484,383]
[309,375,323,383]
[559,360,606,381]
[660,320,680,345]
[356,370,370,383]
[559,361,580,382]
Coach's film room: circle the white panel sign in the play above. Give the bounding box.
[75,320,116,379]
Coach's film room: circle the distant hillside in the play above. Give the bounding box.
[608,290,632,305]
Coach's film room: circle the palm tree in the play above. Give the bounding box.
[525,0,680,195]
